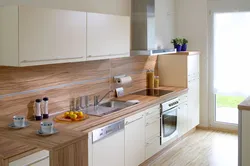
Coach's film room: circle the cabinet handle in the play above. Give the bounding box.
[88,52,129,58]
[125,115,143,125]
[146,117,161,126]
[21,56,84,63]
[146,110,159,116]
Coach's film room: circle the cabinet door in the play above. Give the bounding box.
[19,6,86,66]
[29,157,49,166]
[177,102,188,137]
[9,150,49,166]
[125,112,145,166]
[188,54,199,80]
[187,78,200,131]
[93,130,125,166]
[87,13,130,60]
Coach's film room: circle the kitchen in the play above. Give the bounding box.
[0,0,247,166]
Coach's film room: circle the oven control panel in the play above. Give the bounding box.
[161,98,179,111]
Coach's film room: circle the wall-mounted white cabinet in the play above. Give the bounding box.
[86,13,130,60]
[0,6,87,66]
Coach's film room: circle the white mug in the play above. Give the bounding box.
[13,115,25,127]
[40,121,53,134]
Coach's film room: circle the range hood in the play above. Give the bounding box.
[131,0,176,56]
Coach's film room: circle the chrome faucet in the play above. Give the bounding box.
[94,90,114,107]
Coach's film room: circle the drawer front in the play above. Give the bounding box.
[9,150,49,166]
[145,105,160,118]
[146,111,160,122]
[145,118,160,140]
[125,111,144,125]
[179,93,188,104]
[145,136,161,160]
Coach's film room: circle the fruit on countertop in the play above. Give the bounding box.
[71,114,78,121]
[64,112,70,119]
[63,111,85,121]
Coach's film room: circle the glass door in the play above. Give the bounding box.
[209,12,250,129]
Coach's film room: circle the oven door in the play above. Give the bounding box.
[161,106,178,145]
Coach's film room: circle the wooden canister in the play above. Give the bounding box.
[146,70,154,89]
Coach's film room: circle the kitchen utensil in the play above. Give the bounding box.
[42,97,49,119]
[34,99,42,120]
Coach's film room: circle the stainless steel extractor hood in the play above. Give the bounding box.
[131,0,176,56]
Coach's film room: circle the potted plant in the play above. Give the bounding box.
[171,38,183,52]
[181,38,188,51]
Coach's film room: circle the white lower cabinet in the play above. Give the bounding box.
[125,112,145,166]
[145,136,161,159]
[9,150,49,166]
[144,105,161,160]
[187,77,200,131]
[177,102,188,138]
[92,130,125,166]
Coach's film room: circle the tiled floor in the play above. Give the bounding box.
[150,129,238,166]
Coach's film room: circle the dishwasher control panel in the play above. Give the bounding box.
[92,119,124,143]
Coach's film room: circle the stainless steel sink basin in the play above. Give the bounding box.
[99,101,132,109]
[83,100,137,117]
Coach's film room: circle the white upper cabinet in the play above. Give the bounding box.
[0,6,87,66]
[86,13,130,60]
[19,6,87,66]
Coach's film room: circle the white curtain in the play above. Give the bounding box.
[214,12,250,96]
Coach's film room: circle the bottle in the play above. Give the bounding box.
[154,76,160,88]
[146,70,154,89]
[34,99,42,121]
[42,97,49,119]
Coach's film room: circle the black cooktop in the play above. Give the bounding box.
[131,89,173,97]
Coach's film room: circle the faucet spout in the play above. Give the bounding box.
[94,90,114,107]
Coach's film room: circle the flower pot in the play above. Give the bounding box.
[174,44,182,52]
[181,44,187,51]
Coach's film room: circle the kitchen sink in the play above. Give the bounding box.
[83,100,138,117]
[99,101,134,109]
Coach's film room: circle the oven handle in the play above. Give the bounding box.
[162,106,178,114]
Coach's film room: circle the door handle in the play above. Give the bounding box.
[88,52,129,57]
[21,56,84,63]
[125,115,143,125]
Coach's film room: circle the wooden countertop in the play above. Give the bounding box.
[238,97,250,111]
[0,86,187,162]
[52,86,187,132]
[0,137,38,160]
[165,51,200,56]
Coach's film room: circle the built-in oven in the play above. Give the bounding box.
[161,98,179,145]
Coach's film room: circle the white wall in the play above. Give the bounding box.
[0,0,130,16]
[176,0,250,127]
[155,0,176,49]
[208,0,250,13]
[176,0,209,127]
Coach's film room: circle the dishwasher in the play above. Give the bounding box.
[91,119,125,166]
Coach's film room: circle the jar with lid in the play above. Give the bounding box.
[146,70,154,89]
[154,76,160,88]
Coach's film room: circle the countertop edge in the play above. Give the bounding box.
[238,96,250,111]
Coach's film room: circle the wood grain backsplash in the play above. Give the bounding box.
[0,56,157,117]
